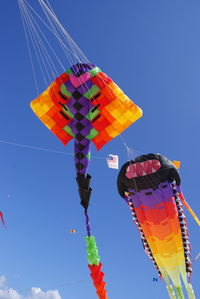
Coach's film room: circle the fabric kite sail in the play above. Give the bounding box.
[117,153,197,299]
[30,62,142,299]
[30,62,142,207]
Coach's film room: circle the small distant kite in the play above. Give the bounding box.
[0,211,5,226]
[69,229,76,234]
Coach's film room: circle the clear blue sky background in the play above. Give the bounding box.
[0,1,199,298]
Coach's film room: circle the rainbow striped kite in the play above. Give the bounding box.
[118,153,197,299]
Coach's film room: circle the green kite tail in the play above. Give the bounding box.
[175,286,184,299]
[85,235,108,299]
[85,235,100,265]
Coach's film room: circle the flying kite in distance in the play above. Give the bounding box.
[0,211,5,226]
[30,62,142,299]
[117,153,199,299]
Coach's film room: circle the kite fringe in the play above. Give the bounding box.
[172,185,193,278]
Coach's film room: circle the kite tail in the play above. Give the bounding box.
[88,263,108,299]
[86,235,109,299]
[162,273,176,299]
[180,268,196,299]
[76,145,108,299]
[166,285,177,299]
[181,272,196,299]
[85,210,108,299]
[186,283,196,299]
[175,286,184,299]
[163,271,186,299]
[173,185,195,299]
[85,208,91,237]
[180,277,196,299]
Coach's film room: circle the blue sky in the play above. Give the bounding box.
[0,1,199,298]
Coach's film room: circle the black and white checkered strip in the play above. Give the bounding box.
[171,184,192,277]
[128,197,162,277]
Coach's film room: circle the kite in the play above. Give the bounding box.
[117,153,199,299]
[69,229,76,234]
[30,62,142,299]
[0,211,5,226]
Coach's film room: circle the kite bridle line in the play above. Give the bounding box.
[18,0,110,102]
[18,0,141,129]
[18,0,92,94]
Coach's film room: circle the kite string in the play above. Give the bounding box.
[21,0,77,61]
[23,3,64,81]
[20,0,97,112]
[194,252,200,262]
[21,1,53,85]
[19,0,56,87]
[38,0,89,64]
[38,0,76,67]
[18,0,39,95]
[0,139,106,160]
[19,0,91,93]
